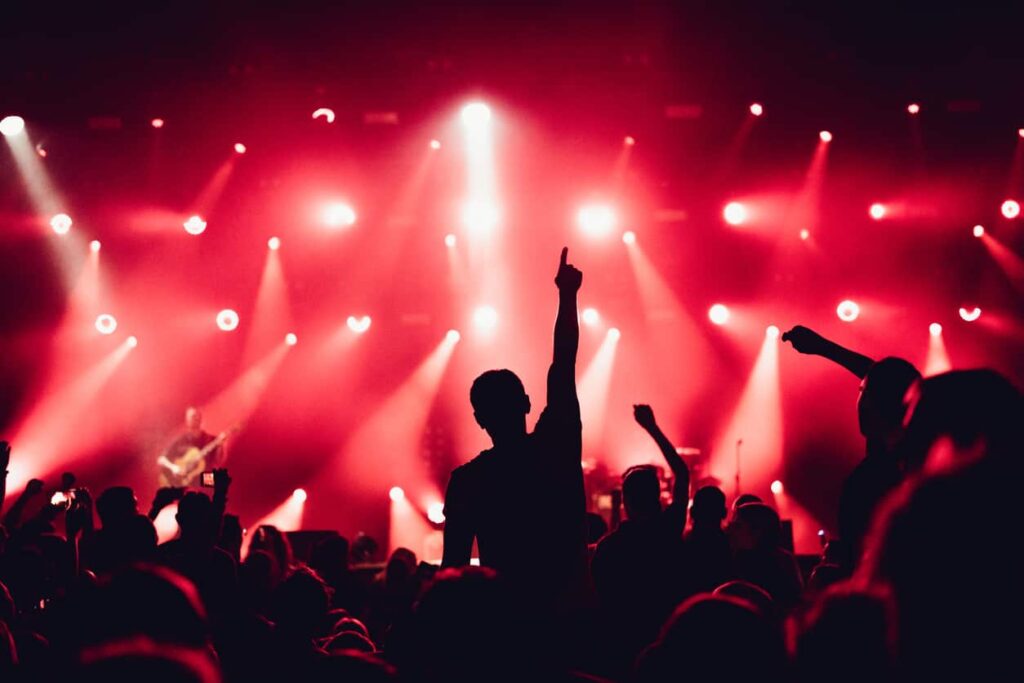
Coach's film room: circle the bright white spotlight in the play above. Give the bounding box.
[959,306,981,322]
[50,213,73,235]
[749,103,764,117]
[770,480,784,495]
[723,201,748,226]
[577,204,617,237]
[216,309,240,332]
[90,240,101,253]
[819,130,833,143]
[929,322,943,337]
[708,304,730,326]
[233,142,247,154]
[389,486,405,502]
[836,300,860,322]
[1001,200,1020,219]
[347,315,371,333]
[0,115,26,137]
[766,325,780,338]
[95,314,118,335]
[183,215,207,235]
[869,203,886,220]
[1019,128,1024,139]
[323,202,357,228]
[427,502,446,524]
[624,135,636,146]
[430,139,442,150]
[799,229,810,241]
[607,327,621,340]
[460,201,500,232]
[460,102,492,128]
[150,118,165,129]
[292,488,308,503]
[285,332,298,346]
[312,108,336,123]
[581,307,600,326]
[973,225,985,238]
[127,335,138,348]
[622,230,636,245]
[907,103,921,115]
[446,329,461,344]
[268,236,281,250]
[473,305,498,331]
[444,233,457,247]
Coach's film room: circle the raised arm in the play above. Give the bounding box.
[781,325,874,380]
[548,247,582,413]
[634,404,690,535]
[0,441,9,515]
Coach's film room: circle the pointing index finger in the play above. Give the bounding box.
[560,247,568,267]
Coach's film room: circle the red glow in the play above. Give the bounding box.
[95,314,118,335]
[216,309,240,332]
[1001,200,1020,219]
[50,213,72,235]
[749,103,764,117]
[577,204,616,237]
[323,202,357,228]
[233,142,247,154]
[819,130,833,142]
[183,215,207,235]
[869,203,886,220]
[959,306,981,322]
[836,300,860,322]
[708,304,730,325]
[723,201,748,225]
[624,135,636,146]
[150,118,165,129]
[799,229,810,241]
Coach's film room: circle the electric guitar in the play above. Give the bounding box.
[158,425,240,487]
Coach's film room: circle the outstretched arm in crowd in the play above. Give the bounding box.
[781,325,874,379]
[633,404,690,535]
[549,247,583,417]
[2,476,44,529]
[0,441,8,516]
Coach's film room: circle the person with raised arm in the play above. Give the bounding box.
[442,247,587,609]
[781,325,921,566]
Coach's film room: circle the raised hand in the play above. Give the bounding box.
[554,247,583,292]
[633,404,658,431]
[781,325,830,355]
[213,468,232,496]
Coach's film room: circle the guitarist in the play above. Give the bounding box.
[157,406,224,487]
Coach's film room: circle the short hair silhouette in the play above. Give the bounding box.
[622,465,661,519]
[859,356,920,435]
[97,486,138,525]
[692,486,727,525]
[469,369,530,428]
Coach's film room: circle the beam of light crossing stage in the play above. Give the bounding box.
[389,490,440,558]
[769,484,826,554]
[979,232,1024,293]
[7,336,137,491]
[201,342,291,432]
[242,246,293,366]
[709,328,783,500]
[191,154,240,218]
[711,105,763,184]
[578,327,621,453]
[241,490,308,557]
[786,134,831,236]
[924,324,951,377]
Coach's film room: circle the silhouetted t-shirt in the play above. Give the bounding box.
[443,404,587,603]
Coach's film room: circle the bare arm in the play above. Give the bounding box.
[0,442,8,515]
[781,326,874,379]
[548,247,582,414]
[634,405,690,535]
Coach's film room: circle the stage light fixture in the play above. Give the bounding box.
[577,204,616,237]
[0,115,26,137]
[127,335,138,348]
[285,333,298,346]
[750,103,764,116]
[183,215,207,235]
[473,305,498,331]
[430,139,442,149]
[907,103,920,114]
[233,142,246,154]
[723,202,748,226]
[323,202,357,228]
[444,233,456,247]
[766,325,780,338]
[836,300,860,322]
[292,488,308,502]
[312,108,336,123]
[389,486,405,502]
[799,229,810,240]
[90,240,101,253]
[819,130,833,142]
[347,315,371,333]
[50,213,72,235]
[973,225,985,238]
[150,118,165,129]
[771,480,784,494]
[95,314,118,335]
[268,236,280,250]
[581,307,600,326]
[622,230,636,244]
[607,327,621,340]
[929,323,942,337]
[216,309,240,332]
[1001,200,1020,219]
[959,307,981,322]
[624,135,636,146]
[427,502,446,524]
[446,329,461,343]
[708,304,730,326]
[869,203,886,220]
[460,102,492,128]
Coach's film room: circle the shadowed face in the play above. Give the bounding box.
[185,407,202,433]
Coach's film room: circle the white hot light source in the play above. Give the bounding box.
[771,480,784,495]
[708,304,730,326]
[183,215,207,235]
[0,115,26,137]
[460,102,492,129]
[1001,200,1020,219]
[446,329,461,344]
[836,300,860,322]
[389,486,405,502]
[50,213,73,235]
[959,307,981,322]
[577,204,617,238]
[216,309,240,332]
[460,201,500,232]
[473,305,498,331]
[581,307,600,326]
[819,130,833,143]
[723,202,748,226]
[292,488,308,503]
[347,315,372,333]
[427,502,446,524]
[285,332,298,346]
[608,327,621,340]
[766,325,781,338]
[323,202,357,228]
[90,240,102,253]
[973,225,985,238]
[929,322,943,337]
[750,103,764,117]
[95,314,118,335]
[869,203,886,220]
[268,236,281,250]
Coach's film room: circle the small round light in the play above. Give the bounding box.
[973,224,985,238]
[460,102,492,127]
[1001,200,1020,219]
[581,308,600,326]
[959,307,981,322]
[836,300,860,322]
[389,486,405,502]
[50,213,73,235]
[708,304,730,326]
[430,139,442,149]
[907,103,920,115]
[723,202,748,226]
[749,103,764,117]
[150,118,165,129]
[1018,128,1024,139]
[624,135,636,146]
[0,115,26,137]
[819,130,833,143]
[929,323,943,337]
[347,315,371,333]
[268,236,281,250]
[285,332,298,346]
[216,309,240,332]
[90,240,101,253]
[233,142,247,154]
[869,203,886,220]
[183,215,207,235]
[292,488,308,502]
[799,229,810,241]
[770,480,784,495]
[427,502,446,524]
[95,314,118,335]
[608,327,621,340]
[444,233,457,247]
[622,230,636,244]
[766,325,780,338]
[446,329,461,344]
[127,335,138,348]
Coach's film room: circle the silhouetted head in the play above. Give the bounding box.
[470,369,531,441]
[311,535,351,576]
[713,580,776,619]
[730,493,762,522]
[622,465,662,521]
[585,511,609,544]
[249,525,293,580]
[385,547,417,584]
[79,639,219,683]
[692,486,727,528]
[175,492,214,541]
[858,357,921,443]
[272,566,331,639]
[729,503,782,552]
[97,486,139,527]
[899,368,1024,471]
[185,406,203,434]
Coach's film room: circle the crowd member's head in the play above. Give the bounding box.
[585,512,608,544]
[691,486,727,530]
[857,357,920,445]
[310,535,350,577]
[78,638,219,683]
[794,585,895,683]
[96,487,139,527]
[635,594,787,682]
[470,369,531,442]
[175,493,216,546]
[622,465,662,522]
[271,566,331,641]
[728,503,782,552]
[713,580,775,619]
[185,406,204,435]
[384,548,417,586]
[899,368,1024,471]
[248,525,293,581]
[730,493,762,522]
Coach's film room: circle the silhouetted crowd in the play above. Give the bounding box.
[1,249,1022,682]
